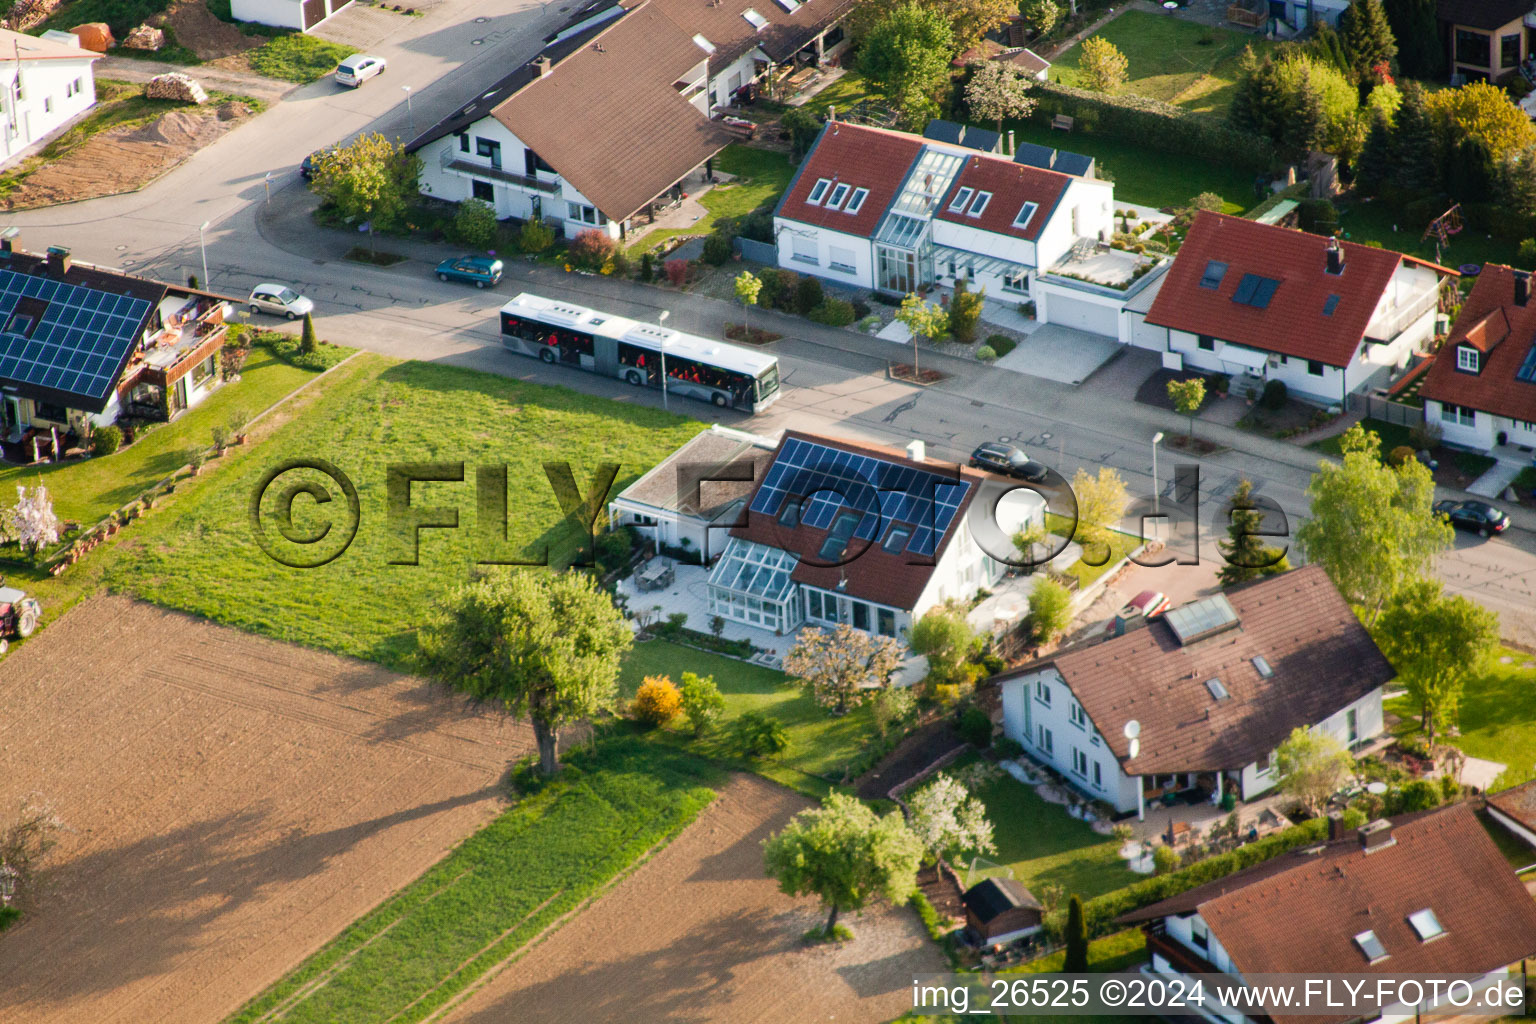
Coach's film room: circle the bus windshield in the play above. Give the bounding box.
[756,363,780,402]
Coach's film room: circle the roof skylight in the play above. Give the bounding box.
[1408,908,1444,941]
[742,7,768,29]
[1354,930,1389,963]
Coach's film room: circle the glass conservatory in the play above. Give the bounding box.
[706,538,802,634]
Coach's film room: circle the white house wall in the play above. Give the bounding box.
[1001,669,1134,812]
[0,56,96,167]
[1423,398,1495,450]
[774,217,874,289]
[1034,278,1123,338]
[1034,177,1114,267]
[708,48,763,112]
[1238,687,1384,800]
[230,0,306,29]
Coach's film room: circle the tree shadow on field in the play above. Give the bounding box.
[0,786,497,1015]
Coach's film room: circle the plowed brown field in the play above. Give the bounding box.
[0,596,531,1024]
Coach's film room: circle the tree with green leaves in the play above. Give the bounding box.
[1063,895,1089,971]
[1029,576,1072,644]
[1426,81,1536,166]
[1373,577,1498,744]
[735,270,762,344]
[1275,726,1355,816]
[1382,0,1442,78]
[1353,108,1396,196]
[1338,0,1397,82]
[1391,81,1438,192]
[299,312,318,354]
[1217,479,1290,586]
[1020,0,1061,34]
[1166,377,1205,441]
[1307,21,1350,75]
[895,292,948,380]
[415,571,632,775]
[782,106,822,161]
[858,2,956,129]
[1012,520,1050,567]
[908,603,977,685]
[1070,465,1128,550]
[678,671,726,738]
[1296,423,1452,625]
[1078,36,1129,94]
[907,772,996,863]
[762,792,924,939]
[732,711,790,758]
[311,132,422,254]
[453,197,497,249]
[948,277,985,342]
[965,60,1038,133]
[783,622,902,715]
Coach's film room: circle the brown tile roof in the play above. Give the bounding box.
[1121,804,1536,1024]
[933,153,1070,242]
[1144,212,1428,367]
[997,566,1395,773]
[952,39,1007,66]
[1437,0,1535,30]
[1418,264,1536,423]
[729,429,987,609]
[1001,47,1050,76]
[776,121,925,240]
[492,2,734,222]
[636,0,855,74]
[617,427,776,520]
[1488,778,1536,834]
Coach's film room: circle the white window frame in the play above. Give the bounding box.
[948,187,974,212]
[968,191,992,217]
[1092,761,1103,788]
[1038,725,1053,753]
[1072,747,1088,778]
[1002,268,1028,294]
[844,187,868,214]
[827,183,850,209]
[1035,679,1051,705]
[790,233,818,265]
[1457,346,1479,372]
[827,245,857,274]
[1012,201,1038,229]
[1069,701,1087,729]
[807,178,831,205]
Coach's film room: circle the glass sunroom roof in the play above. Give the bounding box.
[708,539,799,603]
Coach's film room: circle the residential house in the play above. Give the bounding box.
[1417,264,1536,453]
[408,0,850,239]
[1275,0,1350,29]
[230,0,353,31]
[962,877,1043,946]
[997,566,1394,819]
[0,243,234,457]
[1486,778,1536,847]
[950,40,1051,80]
[607,424,778,563]
[1132,212,1447,405]
[705,430,1044,638]
[1437,0,1534,83]
[774,120,1147,337]
[1118,803,1536,1024]
[0,28,99,169]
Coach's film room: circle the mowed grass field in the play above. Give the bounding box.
[104,353,705,666]
[1051,11,1277,117]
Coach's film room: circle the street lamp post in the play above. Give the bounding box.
[657,310,671,412]
[401,85,415,138]
[264,171,272,206]
[1151,431,1164,517]
[198,220,210,289]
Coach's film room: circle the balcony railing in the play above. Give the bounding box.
[1365,288,1437,344]
[440,152,560,194]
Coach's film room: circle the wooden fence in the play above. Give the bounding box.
[1351,392,1424,429]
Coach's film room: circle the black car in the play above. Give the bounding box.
[300,148,337,180]
[968,442,1048,483]
[1434,498,1510,537]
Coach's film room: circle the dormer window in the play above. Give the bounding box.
[968,191,992,217]
[948,187,974,212]
[807,178,831,205]
[844,187,868,214]
[827,183,850,209]
[1457,346,1479,373]
[1013,201,1038,229]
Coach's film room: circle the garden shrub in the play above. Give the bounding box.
[300,312,318,354]
[1340,807,1367,830]
[632,675,683,726]
[852,298,872,319]
[664,259,693,287]
[518,219,554,254]
[958,705,993,748]
[976,345,998,362]
[1297,198,1339,235]
[1259,379,1288,411]
[639,251,655,282]
[701,230,735,266]
[756,267,784,308]
[994,737,1024,759]
[1408,422,1442,451]
[807,298,856,326]
[793,275,824,315]
[738,206,775,243]
[1390,778,1441,813]
[1439,772,1460,801]
[986,333,1017,357]
[452,198,497,249]
[1520,238,1536,270]
[1387,445,1416,467]
[568,229,616,272]
[980,653,1005,675]
[91,424,122,456]
[731,711,789,758]
[949,279,984,342]
[595,527,634,572]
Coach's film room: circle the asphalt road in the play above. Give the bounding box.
[6,0,1534,646]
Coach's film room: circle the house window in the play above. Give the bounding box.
[805,589,824,620]
[1198,335,1216,351]
[475,137,501,167]
[1069,701,1087,728]
[1457,346,1479,372]
[968,191,992,217]
[844,187,868,214]
[1255,750,1274,776]
[1035,679,1051,705]
[1456,28,1490,68]
[852,600,870,631]
[1439,402,1475,426]
[807,178,831,204]
[1190,916,1209,951]
[827,183,850,209]
[567,202,601,225]
[881,523,911,553]
[191,354,215,388]
[1354,929,1389,963]
[877,607,896,636]
[1307,359,1325,376]
[458,133,470,153]
[32,400,67,422]
[1502,32,1521,69]
[1072,747,1088,777]
[828,246,857,274]
[1013,201,1039,229]
[1092,761,1103,788]
[1002,269,1028,294]
[1199,261,1227,289]
[471,179,494,203]
[524,148,554,177]
[1038,725,1053,753]
[791,234,818,265]
[948,187,974,212]
[42,96,51,113]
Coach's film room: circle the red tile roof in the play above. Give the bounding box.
[635,0,855,74]
[729,430,986,609]
[1121,803,1536,1024]
[933,154,1069,242]
[776,122,924,239]
[1418,264,1536,423]
[1145,212,1420,367]
[996,566,1395,773]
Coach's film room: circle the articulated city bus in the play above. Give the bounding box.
[498,292,781,412]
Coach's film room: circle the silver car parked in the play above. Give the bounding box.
[248,284,314,320]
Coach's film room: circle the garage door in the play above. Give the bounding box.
[1044,292,1120,338]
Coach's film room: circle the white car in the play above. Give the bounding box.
[334,54,387,87]
[248,284,314,320]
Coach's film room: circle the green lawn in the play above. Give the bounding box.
[247,33,357,83]
[1045,513,1145,588]
[1335,197,1520,269]
[0,345,327,525]
[969,766,1137,901]
[620,639,881,798]
[628,144,794,256]
[1386,646,1536,787]
[222,735,720,1024]
[1307,416,1413,457]
[1052,10,1277,118]
[103,353,705,667]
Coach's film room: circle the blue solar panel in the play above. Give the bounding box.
[0,269,151,402]
[1518,343,1536,383]
[750,437,972,558]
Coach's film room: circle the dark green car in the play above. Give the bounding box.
[435,255,504,288]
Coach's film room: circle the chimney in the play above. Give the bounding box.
[0,227,18,254]
[45,245,71,277]
[1008,129,1015,156]
[1517,271,1531,307]
[534,55,553,77]
[827,105,836,122]
[1326,237,1344,276]
[1358,819,1395,854]
[905,439,926,462]
[1327,810,1345,841]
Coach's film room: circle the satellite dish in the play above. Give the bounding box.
[1128,738,1140,760]
[1124,720,1141,740]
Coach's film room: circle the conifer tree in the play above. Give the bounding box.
[1392,82,1438,193]
[1217,479,1291,587]
[1339,0,1398,81]
[1353,108,1397,196]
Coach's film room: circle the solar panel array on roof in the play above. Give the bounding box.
[1051,151,1094,177]
[1231,273,1280,309]
[1012,142,1055,169]
[1164,593,1241,646]
[748,436,970,557]
[1323,293,1341,316]
[0,270,150,403]
[1517,342,1536,383]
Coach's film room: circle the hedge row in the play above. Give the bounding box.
[1028,80,1277,174]
[1075,817,1330,939]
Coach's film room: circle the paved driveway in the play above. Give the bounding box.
[995,322,1125,385]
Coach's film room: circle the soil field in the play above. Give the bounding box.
[442,774,945,1024]
[0,595,532,1024]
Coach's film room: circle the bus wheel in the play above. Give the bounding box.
[712,393,728,407]
[625,369,643,385]
[540,348,556,363]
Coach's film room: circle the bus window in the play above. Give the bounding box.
[756,363,779,400]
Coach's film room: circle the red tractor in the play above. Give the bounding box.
[0,579,41,649]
